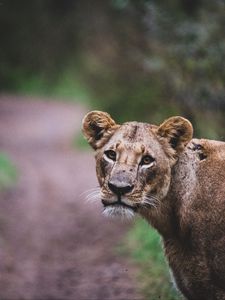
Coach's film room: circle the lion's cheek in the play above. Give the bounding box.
[142,167,171,199]
[96,157,113,187]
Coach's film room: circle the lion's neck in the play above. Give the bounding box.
[139,197,178,239]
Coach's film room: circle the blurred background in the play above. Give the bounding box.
[0,1,224,299]
[1,0,225,137]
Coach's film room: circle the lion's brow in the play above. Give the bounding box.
[125,124,138,141]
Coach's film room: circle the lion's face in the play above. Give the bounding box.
[82,111,193,219]
[94,122,173,218]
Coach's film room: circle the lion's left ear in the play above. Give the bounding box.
[82,110,119,150]
[157,116,193,153]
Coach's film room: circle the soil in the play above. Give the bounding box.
[0,95,141,300]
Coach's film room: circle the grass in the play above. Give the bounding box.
[0,153,17,190]
[123,217,181,300]
[12,69,92,104]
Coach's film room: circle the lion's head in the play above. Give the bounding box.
[82,111,193,219]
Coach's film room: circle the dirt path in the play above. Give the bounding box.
[0,95,140,300]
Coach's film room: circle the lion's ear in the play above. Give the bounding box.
[82,111,119,150]
[157,116,193,153]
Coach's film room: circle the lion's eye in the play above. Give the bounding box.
[140,155,155,165]
[104,150,117,161]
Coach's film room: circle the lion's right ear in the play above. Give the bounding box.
[82,111,119,150]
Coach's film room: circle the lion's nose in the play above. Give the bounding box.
[108,180,134,195]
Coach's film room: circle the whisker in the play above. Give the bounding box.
[82,186,101,204]
[85,190,100,198]
[142,195,160,212]
[86,194,100,201]
[146,194,159,201]
[79,187,100,197]
[86,193,101,203]
[85,191,100,198]
[145,195,160,204]
[143,201,157,209]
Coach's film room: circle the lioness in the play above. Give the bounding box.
[82,111,225,300]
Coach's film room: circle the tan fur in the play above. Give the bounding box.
[82,111,225,300]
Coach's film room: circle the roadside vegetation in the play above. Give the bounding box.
[12,70,92,105]
[1,1,224,139]
[73,133,90,150]
[124,217,181,300]
[0,153,17,191]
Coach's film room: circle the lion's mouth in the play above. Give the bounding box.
[101,198,137,212]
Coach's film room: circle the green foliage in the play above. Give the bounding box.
[0,0,224,137]
[71,0,224,137]
[13,69,91,104]
[125,217,181,300]
[0,153,17,190]
[73,133,89,150]
[111,0,129,10]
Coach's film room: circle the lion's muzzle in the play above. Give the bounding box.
[108,180,134,196]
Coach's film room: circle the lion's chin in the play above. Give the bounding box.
[102,205,135,220]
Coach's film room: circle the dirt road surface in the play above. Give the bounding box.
[0,95,140,300]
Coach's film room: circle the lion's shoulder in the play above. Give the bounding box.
[189,138,225,160]
[171,138,225,205]
[177,138,225,168]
